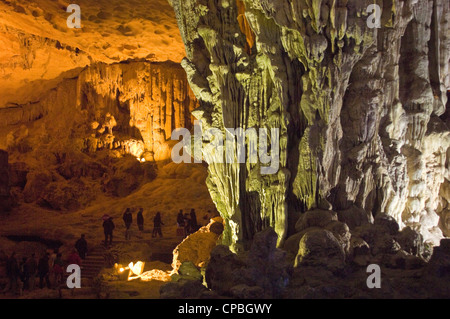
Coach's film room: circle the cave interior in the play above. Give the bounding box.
[0,0,449,299]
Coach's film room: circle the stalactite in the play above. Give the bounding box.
[171,0,450,248]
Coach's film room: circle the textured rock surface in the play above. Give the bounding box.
[205,228,292,298]
[170,0,450,249]
[1,60,198,162]
[171,217,224,272]
[0,0,185,107]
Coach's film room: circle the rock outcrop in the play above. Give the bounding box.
[0,0,184,108]
[171,217,224,272]
[170,0,450,249]
[205,228,292,298]
[2,60,198,162]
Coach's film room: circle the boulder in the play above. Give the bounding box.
[295,209,338,232]
[205,228,292,298]
[395,226,424,256]
[209,221,225,235]
[204,245,246,296]
[374,214,399,235]
[325,221,351,254]
[337,205,372,229]
[371,234,402,256]
[385,251,426,270]
[295,229,345,269]
[285,221,351,259]
[172,218,223,272]
[283,227,322,255]
[349,236,370,257]
[349,236,371,267]
[245,228,292,298]
[177,261,203,281]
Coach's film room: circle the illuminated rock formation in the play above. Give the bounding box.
[0,0,184,108]
[170,0,450,250]
[1,60,198,162]
[171,217,224,272]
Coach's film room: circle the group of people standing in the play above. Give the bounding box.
[2,240,84,296]
[101,207,211,247]
[177,208,200,236]
[123,207,165,239]
[102,208,166,247]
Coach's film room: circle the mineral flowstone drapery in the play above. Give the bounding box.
[170,0,450,251]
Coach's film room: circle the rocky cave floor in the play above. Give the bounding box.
[0,147,218,299]
[0,83,448,300]
[2,168,449,299]
[0,0,449,299]
[159,214,450,299]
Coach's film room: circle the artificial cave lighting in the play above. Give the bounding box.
[115,262,171,282]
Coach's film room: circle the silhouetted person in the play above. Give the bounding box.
[123,208,133,240]
[26,253,37,290]
[137,208,144,232]
[190,208,198,233]
[53,253,64,287]
[38,253,51,289]
[67,249,82,266]
[103,217,115,247]
[19,257,29,291]
[152,212,164,238]
[203,210,211,226]
[183,213,191,236]
[75,234,88,259]
[6,252,19,294]
[48,248,58,288]
[177,210,185,227]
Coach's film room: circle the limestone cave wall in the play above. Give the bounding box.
[1,60,198,162]
[170,0,450,250]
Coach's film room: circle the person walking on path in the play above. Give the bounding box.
[19,257,29,291]
[152,212,164,238]
[53,253,64,287]
[183,212,191,236]
[103,217,115,248]
[75,234,88,259]
[67,250,82,267]
[177,210,185,227]
[26,253,37,291]
[123,208,133,240]
[38,253,51,289]
[190,208,199,233]
[5,252,19,294]
[137,208,144,232]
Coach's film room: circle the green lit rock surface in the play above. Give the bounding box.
[170,0,450,250]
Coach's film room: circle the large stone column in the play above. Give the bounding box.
[170,0,450,250]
